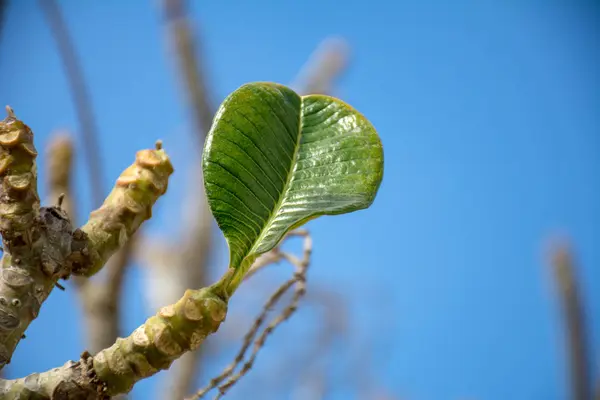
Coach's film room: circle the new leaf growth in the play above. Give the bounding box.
[0,82,384,399]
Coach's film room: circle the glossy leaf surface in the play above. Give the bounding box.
[203,82,383,290]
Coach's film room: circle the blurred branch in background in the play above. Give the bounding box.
[163,0,214,147]
[550,241,592,400]
[290,36,350,96]
[39,0,104,205]
[0,0,6,42]
[40,0,135,375]
[189,231,312,400]
[46,133,75,224]
[147,0,216,398]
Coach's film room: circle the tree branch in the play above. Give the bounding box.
[190,231,312,399]
[0,357,104,399]
[0,284,228,399]
[0,107,39,245]
[0,108,72,370]
[68,142,173,278]
[163,0,214,145]
[0,111,176,396]
[39,0,104,207]
[0,109,172,373]
[291,37,350,95]
[550,243,592,400]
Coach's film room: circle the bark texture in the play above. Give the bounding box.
[0,108,72,369]
[0,286,227,399]
[0,109,173,374]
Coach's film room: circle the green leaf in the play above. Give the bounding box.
[203,82,383,294]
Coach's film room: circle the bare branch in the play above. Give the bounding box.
[39,0,104,207]
[68,143,173,278]
[2,132,211,395]
[292,37,350,96]
[550,242,592,400]
[189,231,312,400]
[163,0,214,146]
[0,109,69,370]
[0,107,39,237]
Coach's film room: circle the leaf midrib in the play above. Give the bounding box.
[245,91,305,260]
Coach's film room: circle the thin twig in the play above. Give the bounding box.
[188,231,312,400]
[550,243,592,400]
[39,0,104,207]
[245,229,311,279]
[215,246,310,399]
[243,249,284,280]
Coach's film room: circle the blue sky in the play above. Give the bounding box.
[1,1,599,399]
